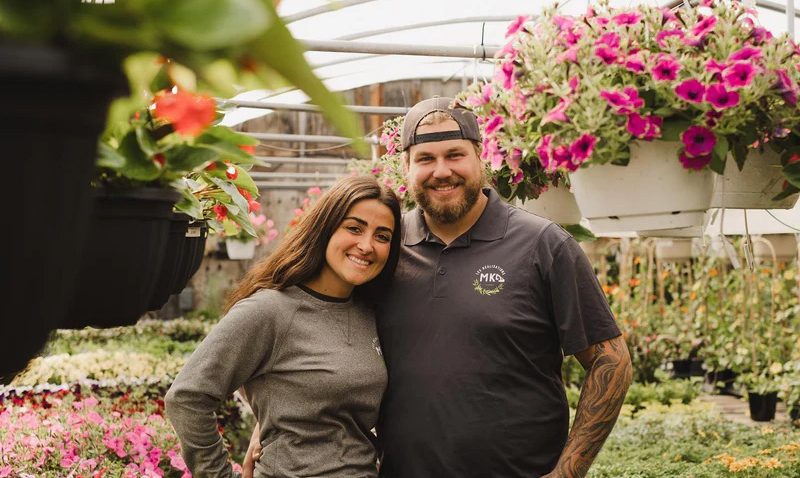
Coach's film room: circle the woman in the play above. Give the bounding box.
[165,176,402,478]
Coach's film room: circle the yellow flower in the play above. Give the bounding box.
[760,458,783,469]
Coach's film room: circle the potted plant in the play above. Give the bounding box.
[223,212,280,260]
[464,0,800,234]
[740,370,781,422]
[778,361,800,424]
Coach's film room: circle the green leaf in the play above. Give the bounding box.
[165,145,219,173]
[730,138,748,171]
[97,142,126,169]
[206,164,259,194]
[610,148,630,166]
[661,120,692,142]
[174,190,204,220]
[151,0,272,51]
[710,134,729,175]
[210,176,250,214]
[135,125,159,157]
[117,131,161,181]
[196,141,257,165]
[782,161,800,189]
[201,125,258,146]
[653,106,678,117]
[247,2,367,155]
[563,224,596,242]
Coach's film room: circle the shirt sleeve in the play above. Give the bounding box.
[546,235,621,357]
[165,291,287,478]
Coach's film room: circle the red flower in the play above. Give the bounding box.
[152,90,216,137]
[238,188,252,201]
[239,144,256,154]
[213,204,228,221]
[248,200,261,213]
[152,153,166,167]
[205,161,218,171]
[225,162,238,180]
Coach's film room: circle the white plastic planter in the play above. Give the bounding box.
[225,239,257,260]
[712,148,798,209]
[580,237,614,262]
[570,140,714,234]
[753,234,798,262]
[519,185,582,224]
[654,239,695,262]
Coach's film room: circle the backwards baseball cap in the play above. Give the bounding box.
[400,97,481,151]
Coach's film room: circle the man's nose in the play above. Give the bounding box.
[432,158,452,178]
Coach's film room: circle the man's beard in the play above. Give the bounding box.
[413,176,482,224]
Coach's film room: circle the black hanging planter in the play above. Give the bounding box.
[1,44,125,384]
[64,188,180,329]
[171,221,209,295]
[147,216,209,311]
[748,391,778,422]
[704,369,739,396]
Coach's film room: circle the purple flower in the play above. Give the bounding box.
[594,46,619,65]
[613,12,642,26]
[569,134,597,164]
[775,69,798,106]
[681,125,716,157]
[537,135,554,170]
[652,56,681,82]
[705,83,740,110]
[656,29,684,48]
[627,113,663,140]
[485,114,504,135]
[506,16,529,38]
[600,87,643,114]
[675,79,706,103]
[723,62,757,89]
[552,145,576,171]
[595,32,621,49]
[728,46,762,62]
[542,98,571,125]
[679,151,712,170]
[691,15,718,39]
[750,27,772,45]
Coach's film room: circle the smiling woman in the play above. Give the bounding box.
[165,176,401,478]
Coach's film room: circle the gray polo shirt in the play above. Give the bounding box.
[376,188,620,478]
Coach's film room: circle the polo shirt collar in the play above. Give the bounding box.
[403,188,509,246]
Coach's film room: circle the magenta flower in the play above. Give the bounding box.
[675,79,706,103]
[679,151,712,170]
[498,41,518,59]
[705,109,723,127]
[627,113,663,140]
[613,11,641,26]
[536,134,554,170]
[723,62,757,89]
[750,27,772,45]
[568,75,580,93]
[624,53,646,73]
[600,87,642,114]
[495,61,515,89]
[557,45,579,63]
[484,114,504,135]
[691,15,718,39]
[705,58,727,77]
[623,87,644,109]
[468,83,494,107]
[511,170,524,185]
[661,8,678,24]
[505,16,529,38]
[656,29,685,48]
[652,56,681,82]
[570,134,597,163]
[482,137,505,170]
[681,125,716,157]
[728,46,762,62]
[553,15,576,32]
[594,16,610,28]
[509,88,529,121]
[594,46,619,65]
[595,32,621,49]
[542,98,571,125]
[775,69,798,106]
[552,145,577,171]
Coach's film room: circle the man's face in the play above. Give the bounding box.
[406,119,484,224]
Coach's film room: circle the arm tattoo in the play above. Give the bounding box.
[554,336,632,478]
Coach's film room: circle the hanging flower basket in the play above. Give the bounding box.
[226,238,257,260]
[519,185,582,224]
[655,238,695,262]
[571,141,714,233]
[753,234,798,262]
[712,148,799,209]
[172,221,209,295]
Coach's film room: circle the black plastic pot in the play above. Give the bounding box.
[148,213,191,310]
[1,44,125,384]
[704,369,739,396]
[671,359,704,379]
[64,188,180,329]
[171,221,209,294]
[748,391,778,422]
[790,406,799,423]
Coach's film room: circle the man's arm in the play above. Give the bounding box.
[543,335,632,478]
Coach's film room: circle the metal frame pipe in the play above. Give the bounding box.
[299,39,500,58]
[255,156,355,166]
[220,99,408,115]
[250,172,346,179]
[255,181,337,190]
[245,132,379,144]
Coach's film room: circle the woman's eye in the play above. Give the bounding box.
[376,234,391,243]
[346,225,361,233]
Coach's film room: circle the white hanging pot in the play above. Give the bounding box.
[753,234,798,262]
[225,239,256,260]
[654,238,694,262]
[518,185,582,224]
[711,148,798,209]
[570,140,714,233]
[579,237,614,262]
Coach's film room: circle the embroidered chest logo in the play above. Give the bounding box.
[473,264,506,296]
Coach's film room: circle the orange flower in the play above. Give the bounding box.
[152,89,215,137]
[239,144,256,154]
[709,267,718,277]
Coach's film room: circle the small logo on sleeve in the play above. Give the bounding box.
[472,264,506,296]
[372,337,383,356]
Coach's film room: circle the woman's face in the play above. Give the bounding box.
[316,199,395,298]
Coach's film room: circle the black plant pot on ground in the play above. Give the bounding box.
[748,391,778,422]
[790,406,800,423]
[0,44,125,384]
[704,369,739,396]
[671,359,704,379]
[147,215,209,311]
[64,188,180,329]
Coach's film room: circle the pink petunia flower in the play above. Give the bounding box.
[624,53,646,73]
[570,134,597,163]
[661,8,678,24]
[723,62,758,89]
[681,125,716,157]
[705,58,727,77]
[627,113,663,140]
[679,151,712,170]
[511,170,525,185]
[553,15,576,32]
[495,61,515,89]
[595,32,621,49]
[652,56,681,82]
[536,135,554,170]
[728,46,762,62]
[612,11,641,26]
[691,15,718,40]
[750,26,772,45]
[552,145,576,171]
[675,79,706,103]
[557,45,579,63]
[775,69,798,106]
[595,46,619,65]
[568,76,580,94]
[484,114,504,135]
[498,41,518,59]
[656,29,685,48]
[600,87,643,114]
[505,16,530,38]
[482,137,505,170]
[542,98,571,125]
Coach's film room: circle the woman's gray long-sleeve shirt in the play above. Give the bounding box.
[165,286,387,478]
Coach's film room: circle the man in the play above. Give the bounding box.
[374,97,632,478]
[244,97,631,478]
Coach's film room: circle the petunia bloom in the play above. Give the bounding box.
[506,16,530,38]
[482,137,505,170]
[723,62,757,89]
[656,29,684,48]
[728,46,762,62]
[612,12,641,26]
[536,135,554,171]
[624,53,646,73]
[484,114,504,135]
[675,79,706,103]
[542,98,571,125]
[652,56,681,81]
[152,90,216,137]
[570,134,597,163]
[627,113,663,141]
[705,83,740,110]
[775,69,798,106]
[681,125,716,157]
[600,87,643,114]
[750,26,772,45]
[595,46,619,65]
[595,32,621,49]
[679,151,712,170]
[691,15,718,40]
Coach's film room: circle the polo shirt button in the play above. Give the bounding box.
[438,267,446,275]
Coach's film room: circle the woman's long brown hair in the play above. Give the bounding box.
[224,176,402,312]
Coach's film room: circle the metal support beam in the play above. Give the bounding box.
[250,172,346,179]
[245,132,379,144]
[299,39,500,59]
[255,181,337,190]
[665,0,800,18]
[255,156,355,166]
[336,15,533,41]
[220,99,408,115]
[283,0,377,23]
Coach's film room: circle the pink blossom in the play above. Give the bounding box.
[661,8,678,24]
[691,15,718,40]
[307,186,322,196]
[553,15,576,32]
[468,83,494,107]
[679,151,712,170]
[495,61,515,89]
[542,98,571,125]
[595,46,619,65]
[626,113,663,140]
[624,53,646,73]
[557,45,579,63]
[552,145,576,171]
[775,69,798,106]
[600,87,643,114]
[705,109,723,127]
[0,466,11,478]
[507,148,523,172]
[705,58,727,76]
[570,134,597,163]
[652,55,681,82]
[536,135,554,170]
[723,62,757,89]
[482,137,505,170]
[656,29,685,48]
[498,41,518,59]
[558,27,582,47]
[509,89,528,121]
[595,32,621,49]
[728,46,762,62]
[675,79,706,103]
[511,170,524,185]
[484,114,504,135]
[506,16,529,38]
[681,125,716,157]
[594,16,610,28]
[750,27,772,45]
[568,76,580,94]
[613,12,641,26]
